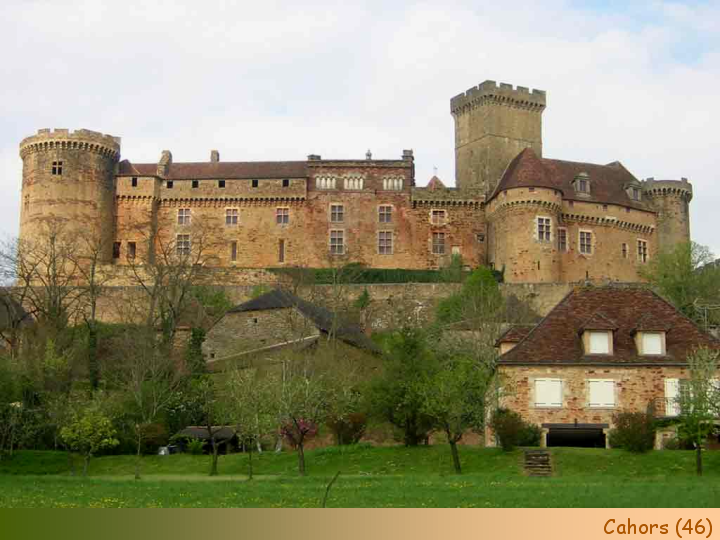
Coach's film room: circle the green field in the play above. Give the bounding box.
[1,445,719,507]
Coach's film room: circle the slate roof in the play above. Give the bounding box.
[498,285,720,366]
[175,426,236,441]
[228,289,381,354]
[117,160,308,179]
[490,148,648,210]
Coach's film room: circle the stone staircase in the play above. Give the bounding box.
[524,450,552,477]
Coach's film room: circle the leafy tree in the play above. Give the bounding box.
[191,376,230,476]
[184,328,207,377]
[640,241,720,325]
[677,347,720,476]
[436,266,503,325]
[368,327,438,446]
[59,399,119,476]
[417,354,491,473]
[225,368,279,480]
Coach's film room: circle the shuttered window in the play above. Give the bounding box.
[588,331,610,354]
[665,378,680,417]
[534,379,563,408]
[588,379,615,408]
[641,332,663,355]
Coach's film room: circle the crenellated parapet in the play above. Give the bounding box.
[20,128,121,160]
[450,80,546,116]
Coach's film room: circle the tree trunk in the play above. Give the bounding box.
[210,439,219,476]
[135,429,143,480]
[87,322,99,390]
[83,454,90,477]
[449,440,462,475]
[248,444,253,480]
[696,443,703,476]
[297,443,306,476]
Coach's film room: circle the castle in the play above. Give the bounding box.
[18,80,693,284]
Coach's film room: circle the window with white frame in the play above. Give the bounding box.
[588,379,616,408]
[177,208,191,225]
[344,176,364,190]
[432,232,445,255]
[330,204,344,223]
[176,234,191,256]
[637,239,648,263]
[537,217,551,242]
[579,230,593,254]
[587,331,611,354]
[431,209,447,226]
[225,208,238,226]
[640,332,664,355]
[558,228,567,252]
[665,378,680,416]
[276,207,289,225]
[383,177,403,191]
[534,379,563,408]
[378,231,393,255]
[316,176,337,190]
[329,230,344,254]
[378,205,392,223]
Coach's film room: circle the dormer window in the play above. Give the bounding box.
[586,330,612,355]
[625,183,642,201]
[574,172,590,194]
[637,331,665,356]
[632,187,641,201]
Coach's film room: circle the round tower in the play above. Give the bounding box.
[642,178,692,252]
[19,128,120,261]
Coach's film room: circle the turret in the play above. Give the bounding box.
[451,80,546,196]
[19,128,120,262]
[642,178,693,251]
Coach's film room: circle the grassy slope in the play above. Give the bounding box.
[1,446,719,507]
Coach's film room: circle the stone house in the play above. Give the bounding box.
[203,289,381,372]
[492,285,720,449]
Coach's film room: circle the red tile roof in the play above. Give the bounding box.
[498,286,719,366]
[490,149,648,210]
[117,160,307,179]
[427,175,446,191]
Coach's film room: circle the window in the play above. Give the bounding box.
[225,208,238,226]
[588,380,616,408]
[378,205,392,223]
[431,210,447,226]
[176,234,191,256]
[131,177,138,188]
[330,204,344,223]
[23,195,29,212]
[218,180,225,188]
[316,176,336,190]
[641,332,664,355]
[330,230,344,254]
[278,239,285,263]
[192,180,199,189]
[282,179,290,188]
[631,187,641,201]
[622,243,628,259]
[537,217,551,242]
[477,233,485,243]
[577,178,588,193]
[432,232,445,255]
[602,204,608,211]
[378,231,393,255]
[251,179,258,188]
[230,241,237,262]
[528,187,535,193]
[276,207,289,225]
[637,240,648,263]
[383,177,403,191]
[112,242,121,259]
[345,176,364,190]
[588,331,610,354]
[579,231,593,254]
[127,242,136,260]
[558,228,567,252]
[166,181,174,189]
[665,378,680,417]
[534,379,563,408]
[177,208,191,225]
[51,161,63,175]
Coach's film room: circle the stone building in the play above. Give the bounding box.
[18,80,692,284]
[492,285,720,449]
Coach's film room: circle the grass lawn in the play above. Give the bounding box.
[1,445,719,507]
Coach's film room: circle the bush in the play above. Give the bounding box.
[489,409,525,452]
[327,413,367,446]
[608,412,656,453]
[186,438,206,455]
[517,422,542,447]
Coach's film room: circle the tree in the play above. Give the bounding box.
[676,347,720,476]
[191,376,230,476]
[225,368,279,479]
[368,327,438,446]
[418,354,491,473]
[277,356,330,475]
[640,241,720,325]
[59,398,119,476]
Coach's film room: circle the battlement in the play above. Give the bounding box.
[642,178,693,200]
[20,128,121,159]
[451,80,546,115]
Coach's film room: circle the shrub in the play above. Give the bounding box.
[517,422,543,447]
[608,412,656,453]
[489,409,525,451]
[327,412,367,445]
[187,438,206,455]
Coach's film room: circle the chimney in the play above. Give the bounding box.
[307,154,322,161]
[366,149,372,160]
[402,149,414,161]
[210,150,220,163]
[157,150,172,177]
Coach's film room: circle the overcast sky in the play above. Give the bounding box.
[1,0,718,254]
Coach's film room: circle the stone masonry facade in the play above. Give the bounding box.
[18,80,693,285]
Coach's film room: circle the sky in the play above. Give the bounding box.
[1,0,718,254]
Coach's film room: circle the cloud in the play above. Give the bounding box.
[1,0,718,254]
